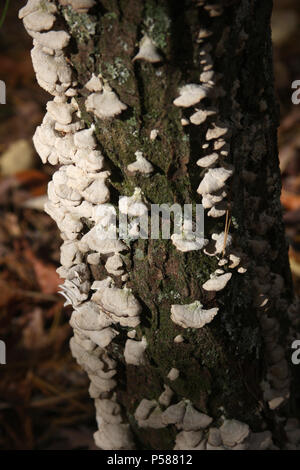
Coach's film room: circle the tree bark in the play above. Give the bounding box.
[21,0,300,450]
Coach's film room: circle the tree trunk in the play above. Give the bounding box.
[20,0,300,450]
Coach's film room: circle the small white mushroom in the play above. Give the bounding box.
[167,367,179,381]
[94,424,134,450]
[92,279,142,318]
[206,123,229,140]
[229,253,241,269]
[173,84,209,107]
[171,230,208,252]
[197,167,233,195]
[196,153,219,168]
[86,327,119,348]
[207,204,227,218]
[85,74,103,92]
[202,272,232,292]
[124,337,147,365]
[47,99,76,125]
[139,406,166,429]
[74,126,97,149]
[182,403,213,430]
[171,301,219,329]
[60,240,82,268]
[174,334,184,343]
[135,399,156,422]
[127,329,136,339]
[23,10,56,32]
[202,191,227,209]
[211,231,232,254]
[19,0,57,19]
[55,120,84,134]
[79,226,127,255]
[220,419,250,448]
[162,401,186,425]
[31,45,72,95]
[80,172,110,204]
[200,70,215,84]
[158,385,174,407]
[95,397,122,425]
[31,30,70,50]
[127,151,154,176]
[105,254,124,276]
[150,129,159,140]
[190,108,216,125]
[73,149,104,172]
[208,427,222,446]
[197,29,213,41]
[119,188,148,217]
[133,34,162,63]
[85,86,127,119]
[268,396,285,410]
[70,301,112,331]
[174,430,203,450]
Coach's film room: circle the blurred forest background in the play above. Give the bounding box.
[0,0,299,450]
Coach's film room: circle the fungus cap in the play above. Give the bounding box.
[171,301,219,329]
[133,35,162,63]
[173,84,209,107]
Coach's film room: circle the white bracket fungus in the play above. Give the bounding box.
[197,167,233,195]
[94,423,134,450]
[85,85,127,119]
[174,334,184,343]
[119,187,148,217]
[150,129,159,140]
[196,152,219,168]
[173,84,209,107]
[127,151,154,175]
[174,430,204,450]
[190,108,216,125]
[21,0,285,452]
[162,401,186,425]
[202,272,232,292]
[105,254,124,276]
[171,230,208,252]
[133,35,163,63]
[181,402,213,431]
[85,74,103,92]
[92,278,142,320]
[171,301,219,329]
[158,385,174,407]
[167,367,179,381]
[206,123,229,140]
[219,420,250,448]
[124,337,147,365]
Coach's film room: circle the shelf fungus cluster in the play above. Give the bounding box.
[169,11,243,337]
[21,0,299,451]
[133,396,276,450]
[20,0,145,451]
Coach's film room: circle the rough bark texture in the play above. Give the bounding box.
[21,0,300,450]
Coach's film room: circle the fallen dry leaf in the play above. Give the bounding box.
[24,246,60,295]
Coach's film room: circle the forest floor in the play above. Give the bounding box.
[0,0,299,450]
